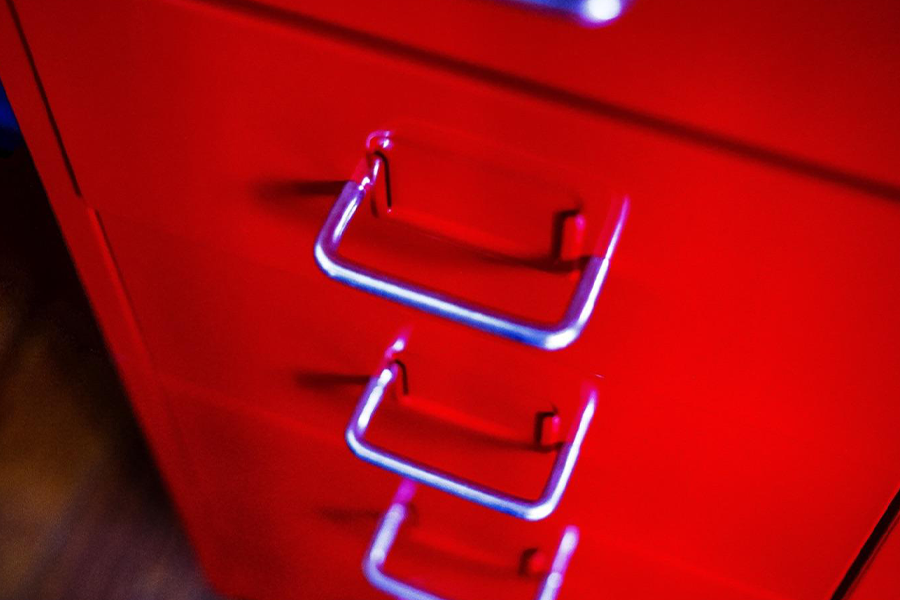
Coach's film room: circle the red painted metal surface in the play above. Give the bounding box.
[177,0,900,193]
[2,0,900,599]
[164,377,819,600]
[846,516,900,600]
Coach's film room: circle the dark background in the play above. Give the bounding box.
[0,80,221,600]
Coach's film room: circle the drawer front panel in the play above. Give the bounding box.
[165,378,796,600]
[15,0,900,190]
[10,1,900,598]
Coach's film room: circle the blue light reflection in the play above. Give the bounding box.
[507,0,630,25]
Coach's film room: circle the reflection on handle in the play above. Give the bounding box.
[346,347,596,521]
[518,0,633,25]
[364,480,580,600]
[313,158,628,351]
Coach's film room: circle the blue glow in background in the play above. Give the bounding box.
[0,80,22,152]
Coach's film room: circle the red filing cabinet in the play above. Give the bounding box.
[1,1,899,599]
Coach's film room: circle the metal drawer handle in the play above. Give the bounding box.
[314,154,628,351]
[346,343,596,521]
[365,480,580,600]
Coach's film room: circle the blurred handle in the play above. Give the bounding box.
[364,480,580,600]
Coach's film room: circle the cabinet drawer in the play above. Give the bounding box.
[16,0,900,190]
[165,377,798,600]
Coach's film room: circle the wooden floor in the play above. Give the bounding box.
[0,144,223,600]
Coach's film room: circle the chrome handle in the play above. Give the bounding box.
[346,344,596,521]
[313,157,628,351]
[364,480,580,600]
[514,0,633,25]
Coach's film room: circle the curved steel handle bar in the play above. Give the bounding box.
[346,361,596,521]
[364,481,580,600]
[314,170,628,350]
